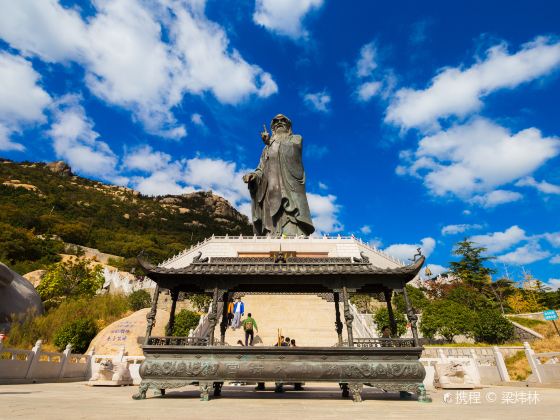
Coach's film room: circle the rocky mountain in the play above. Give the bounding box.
[0,158,252,273]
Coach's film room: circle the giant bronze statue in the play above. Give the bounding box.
[243,114,315,236]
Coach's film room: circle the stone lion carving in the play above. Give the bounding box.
[88,358,132,386]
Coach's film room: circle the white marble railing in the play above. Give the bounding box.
[0,339,89,383]
[159,234,405,267]
[348,303,377,338]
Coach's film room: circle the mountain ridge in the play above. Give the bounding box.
[0,158,252,274]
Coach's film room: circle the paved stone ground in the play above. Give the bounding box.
[1,382,558,420]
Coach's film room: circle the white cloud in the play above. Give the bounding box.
[386,37,560,129]
[356,42,378,78]
[542,232,560,247]
[303,91,331,112]
[441,224,482,235]
[253,0,323,40]
[352,42,388,103]
[547,279,560,291]
[356,81,382,102]
[398,118,560,201]
[360,225,372,235]
[123,145,172,173]
[368,238,383,249]
[307,192,343,233]
[384,237,435,261]
[48,95,124,183]
[318,182,328,190]
[131,162,194,196]
[470,190,523,208]
[191,113,204,126]
[130,155,251,211]
[496,242,550,265]
[516,176,560,195]
[470,225,526,254]
[0,52,52,150]
[0,0,278,139]
[0,123,25,152]
[550,255,560,264]
[183,157,250,207]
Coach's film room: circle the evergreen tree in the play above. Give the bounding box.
[449,239,496,289]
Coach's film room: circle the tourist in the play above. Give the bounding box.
[381,326,391,338]
[274,335,285,346]
[380,326,392,347]
[241,313,258,346]
[232,297,244,329]
[227,300,234,327]
[290,339,296,347]
[282,337,290,346]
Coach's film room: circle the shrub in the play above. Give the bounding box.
[171,310,201,336]
[473,310,515,344]
[128,289,151,311]
[420,299,476,342]
[373,307,407,337]
[6,294,129,351]
[53,318,98,353]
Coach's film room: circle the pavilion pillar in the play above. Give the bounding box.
[333,292,344,346]
[384,288,397,337]
[342,286,354,347]
[207,287,219,346]
[219,291,229,345]
[144,284,160,345]
[402,285,420,346]
[165,289,179,336]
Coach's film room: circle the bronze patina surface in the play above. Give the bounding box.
[243,115,314,237]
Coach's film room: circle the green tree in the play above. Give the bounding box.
[445,284,496,311]
[393,285,429,314]
[473,310,515,344]
[53,318,98,353]
[450,239,496,289]
[128,289,151,311]
[171,310,201,336]
[420,299,476,342]
[373,307,407,337]
[37,258,104,308]
[350,294,377,313]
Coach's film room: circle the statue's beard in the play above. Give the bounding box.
[271,127,291,141]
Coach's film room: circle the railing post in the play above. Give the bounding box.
[25,339,42,380]
[493,346,510,382]
[523,341,543,383]
[58,344,72,379]
[87,347,96,380]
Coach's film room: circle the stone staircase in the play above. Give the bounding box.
[224,295,344,347]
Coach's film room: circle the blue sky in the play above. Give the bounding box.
[1,0,559,288]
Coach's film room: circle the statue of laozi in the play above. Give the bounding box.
[243,114,315,237]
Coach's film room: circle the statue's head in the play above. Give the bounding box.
[271,114,292,134]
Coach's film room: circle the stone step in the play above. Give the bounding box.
[223,295,344,347]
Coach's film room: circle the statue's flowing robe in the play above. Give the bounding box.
[249,134,315,236]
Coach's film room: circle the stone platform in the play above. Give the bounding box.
[1,382,558,419]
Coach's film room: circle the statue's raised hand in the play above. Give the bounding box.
[260,124,270,144]
[243,173,256,184]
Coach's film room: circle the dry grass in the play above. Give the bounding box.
[505,321,560,381]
